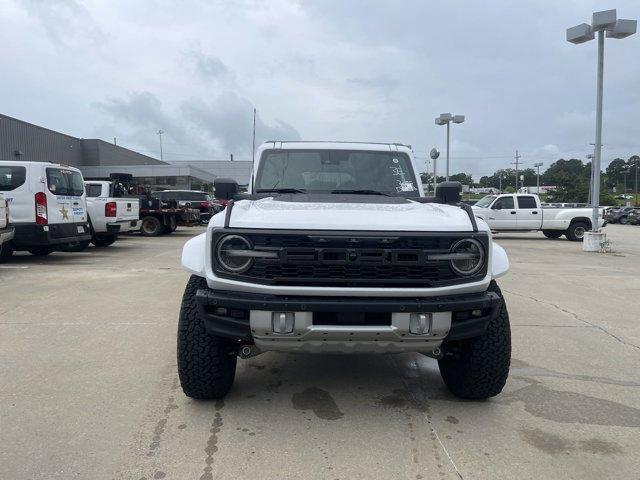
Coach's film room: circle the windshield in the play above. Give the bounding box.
[254,149,419,196]
[474,195,496,208]
[46,168,84,196]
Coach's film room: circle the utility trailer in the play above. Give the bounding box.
[106,174,200,237]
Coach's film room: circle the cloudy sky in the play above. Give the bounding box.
[2,0,639,178]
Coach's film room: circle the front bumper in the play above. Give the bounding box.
[0,226,15,245]
[195,288,500,353]
[12,222,91,247]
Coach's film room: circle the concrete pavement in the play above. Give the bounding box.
[1,225,639,479]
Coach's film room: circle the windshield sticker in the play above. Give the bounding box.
[392,158,399,164]
[397,181,416,192]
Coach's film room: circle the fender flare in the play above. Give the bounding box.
[491,242,509,279]
[181,232,207,277]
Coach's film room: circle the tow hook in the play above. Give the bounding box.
[424,347,444,360]
[238,344,262,359]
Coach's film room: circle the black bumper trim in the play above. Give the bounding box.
[12,222,92,247]
[195,289,500,343]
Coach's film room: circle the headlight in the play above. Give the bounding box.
[216,235,253,273]
[449,238,484,276]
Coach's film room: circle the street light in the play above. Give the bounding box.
[157,129,164,161]
[435,113,465,181]
[429,148,440,195]
[586,153,595,205]
[534,162,543,193]
[567,9,637,238]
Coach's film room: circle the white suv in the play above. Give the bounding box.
[177,142,511,400]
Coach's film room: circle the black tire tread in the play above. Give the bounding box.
[91,235,117,247]
[0,241,14,263]
[438,281,511,400]
[565,221,589,242]
[177,275,237,399]
[542,230,563,239]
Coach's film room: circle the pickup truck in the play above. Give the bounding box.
[472,193,605,241]
[177,141,511,401]
[60,181,141,251]
[0,193,15,262]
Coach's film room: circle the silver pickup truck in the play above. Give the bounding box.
[472,193,606,241]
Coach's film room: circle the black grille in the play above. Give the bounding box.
[212,229,488,287]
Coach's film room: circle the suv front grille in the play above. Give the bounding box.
[212,230,488,287]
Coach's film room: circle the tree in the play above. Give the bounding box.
[605,158,627,190]
[542,159,590,203]
[449,173,473,185]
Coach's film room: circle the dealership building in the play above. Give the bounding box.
[0,113,252,190]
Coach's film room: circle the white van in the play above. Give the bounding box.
[0,161,91,258]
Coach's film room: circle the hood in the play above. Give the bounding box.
[224,194,476,231]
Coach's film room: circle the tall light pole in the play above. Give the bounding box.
[622,169,630,196]
[157,129,164,161]
[534,162,543,193]
[567,9,637,234]
[435,113,465,181]
[586,153,595,205]
[635,164,639,206]
[429,148,440,195]
[512,150,522,191]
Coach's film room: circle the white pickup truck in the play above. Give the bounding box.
[0,193,15,262]
[472,193,605,241]
[61,181,140,251]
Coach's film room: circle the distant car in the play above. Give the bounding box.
[604,206,637,224]
[627,209,640,225]
[151,190,217,223]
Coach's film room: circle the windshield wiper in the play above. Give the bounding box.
[331,189,391,197]
[256,188,307,194]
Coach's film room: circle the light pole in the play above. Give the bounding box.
[429,148,440,195]
[622,169,630,197]
[534,162,543,193]
[586,153,595,205]
[635,164,639,206]
[435,113,464,181]
[157,130,164,161]
[567,9,637,235]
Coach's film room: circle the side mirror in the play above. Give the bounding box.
[214,178,239,200]
[435,181,461,204]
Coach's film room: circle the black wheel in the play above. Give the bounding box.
[140,216,163,237]
[438,281,511,400]
[619,216,628,225]
[542,230,563,239]
[27,246,54,256]
[0,241,14,263]
[59,240,91,252]
[91,234,117,247]
[177,275,237,399]
[565,221,589,242]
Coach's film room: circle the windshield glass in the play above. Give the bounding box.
[474,195,496,208]
[254,149,419,196]
[46,168,84,196]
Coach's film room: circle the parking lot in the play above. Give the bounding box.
[1,225,639,480]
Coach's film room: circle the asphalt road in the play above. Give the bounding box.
[1,225,639,480]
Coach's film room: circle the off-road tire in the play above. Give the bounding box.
[542,230,563,239]
[162,215,178,235]
[92,234,117,247]
[177,275,237,399]
[0,241,14,263]
[619,216,628,225]
[140,216,163,237]
[565,221,589,242]
[27,246,54,256]
[438,281,511,400]
[60,240,91,252]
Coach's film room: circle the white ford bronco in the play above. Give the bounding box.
[178,142,511,400]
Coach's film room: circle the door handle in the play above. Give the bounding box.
[73,202,79,205]
[532,211,538,214]
[510,211,516,214]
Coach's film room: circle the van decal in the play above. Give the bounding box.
[59,206,70,220]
